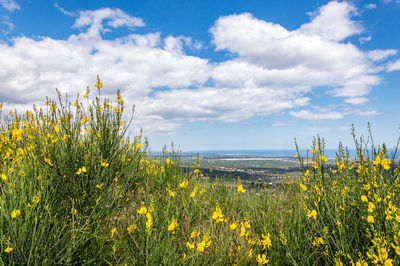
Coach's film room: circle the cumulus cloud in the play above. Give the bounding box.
[0,0,20,11]
[0,2,394,134]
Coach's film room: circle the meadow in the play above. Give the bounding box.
[1,78,399,265]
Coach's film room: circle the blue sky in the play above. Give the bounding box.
[0,0,399,151]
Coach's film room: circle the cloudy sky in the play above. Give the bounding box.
[0,0,399,151]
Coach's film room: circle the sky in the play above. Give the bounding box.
[0,0,400,151]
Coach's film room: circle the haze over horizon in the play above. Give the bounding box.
[0,0,399,151]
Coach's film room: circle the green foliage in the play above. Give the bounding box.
[1,79,400,265]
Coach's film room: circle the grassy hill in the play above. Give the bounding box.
[1,80,399,265]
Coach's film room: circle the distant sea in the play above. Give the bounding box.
[178,149,399,159]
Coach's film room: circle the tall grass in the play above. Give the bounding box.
[1,78,399,265]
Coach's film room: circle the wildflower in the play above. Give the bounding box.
[44,157,53,166]
[54,125,60,133]
[230,222,237,230]
[361,195,368,202]
[294,153,298,158]
[111,227,116,238]
[212,205,224,223]
[307,209,317,220]
[312,237,325,247]
[71,208,77,215]
[191,229,200,238]
[368,202,376,213]
[299,183,307,191]
[248,248,253,258]
[261,233,272,249]
[137,207,147,215]
[257,254,269,265]
[186,242,195,249]
[94,79,103,91]
[166,187,175,197]
[4,247,12,253]
[127,224,137,234]
[32,195,40,205]
[11,209,20,219]
[179,179,188,188]
[168,218,178,234]
[101,160,109,167]
[237,179,246,194]
[367,215,374,223]
[1,173,7,181]
[337,221,342,227]
[96,183,103,190]
[190,186,199,199]
[146,213,152,229]
[166,157,171,167]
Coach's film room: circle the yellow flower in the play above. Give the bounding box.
[307,209,317,220]
[230,222,237,230]
[96,183,103,190]
[4,246,12,253]
[368,202,375,213]
[1,173,7,181]
[44,157,53,166]
[261,233,272,249]
[237,179,246,194]
[111,227,117,238]
[166,187,175,197]
[294,153,298,158]
[11,209,20,219]
[361,195,368,202]
[146,213,152,229]
[212,205,224,223]
[367,215,374,223]
[299,183,307,191]
[71,208,77,215]
[127,224,137,234]
[186,242,195,249]
[32,195,40,205]
[257,254,269,265]
[191,229,200,238]
[168,218,178,234]
[54,125,60,133]
[179,179,188,188]
[101,161,109,167]
[197,241,206,252]
[94,80,103,90]
[137,206,147,215]
[337,221,342,227]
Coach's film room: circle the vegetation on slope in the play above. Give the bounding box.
[1,78,399,265]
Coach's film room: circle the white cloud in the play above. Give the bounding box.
[387,60,400,71]
[290,110,344,120]
[359,36,371,44]
[54,2,75,17]
[210,1,383,104]
[298,1,362,42]
[0,2,395,134]
[365,3,377,9]
[73,8,145,39]
[344,97,369,105]
[367,49,397,61]
[0,0,19,11]
[272,122,286,127]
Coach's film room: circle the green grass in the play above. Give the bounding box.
[1,80,400,265]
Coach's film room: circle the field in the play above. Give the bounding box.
[1,80,400,265]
